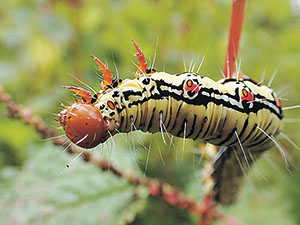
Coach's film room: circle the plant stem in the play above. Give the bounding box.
[223,0,247,78]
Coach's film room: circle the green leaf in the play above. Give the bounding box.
[0,143,148,225]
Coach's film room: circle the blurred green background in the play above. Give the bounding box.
[1,0,300,224]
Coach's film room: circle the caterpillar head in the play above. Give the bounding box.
[57,56,115,148]
[59,102,109,148]
[58,39,148,148]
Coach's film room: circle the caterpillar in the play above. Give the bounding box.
[58,39,283,204]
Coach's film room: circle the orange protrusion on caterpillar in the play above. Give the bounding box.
[58,103,108,148]
[90,55,114,90]
[131,39,147,77]
[62,86,93,103]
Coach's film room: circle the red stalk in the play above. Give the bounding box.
[223,0,247,78]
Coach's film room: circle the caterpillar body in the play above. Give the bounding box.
[96,72,282,145]
[58,40,283,204]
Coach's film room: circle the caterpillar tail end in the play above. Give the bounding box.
[58,103,108,148]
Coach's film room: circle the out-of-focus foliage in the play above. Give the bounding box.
[0,0,300,225]
[0,143,148,225]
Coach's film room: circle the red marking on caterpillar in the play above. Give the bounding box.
[107,101,115,110]
[276,97,282,108]
[241,88,254,102]
[58,102,107,148]
[184,79,200,94]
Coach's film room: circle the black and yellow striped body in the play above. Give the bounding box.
[95,71,283,204]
